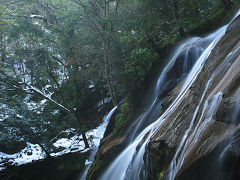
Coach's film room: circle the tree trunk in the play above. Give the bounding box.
[0,29,6,62]
[115,0,119,16]
[82,132,90,148]
[0,29,3,61]
[145,34,162,55]
[38,143,52,158]
[221,0,234,10]
[172,0,184,37]
[103,41,117,107]
[194,0,199,17]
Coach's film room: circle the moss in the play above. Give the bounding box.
[111,101,134,134]
[87,157,105,180]
[120,101,133,114]
[114,113,127,129]
[158,171,164,180]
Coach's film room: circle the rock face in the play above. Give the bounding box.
[148,140,175,179]
[148,14,240,179]
[176,127,240,180]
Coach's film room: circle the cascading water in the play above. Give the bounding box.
[127,38,206,143]
[166,53,228,180]
[79,106,117,180]
[166,10,240,180]
[99,26,224,180]
[127,43,203,142]
[218,88,240,164]
[167,91,223,180]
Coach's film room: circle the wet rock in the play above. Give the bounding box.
[226,14,240,33]
[148,140,175,179]
[160,47,202,100]
[222,127,240,159]
[87,136,127,180]
[176,127,240,180]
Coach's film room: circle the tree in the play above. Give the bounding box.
[194,0,199,17]
[221,0,234,10]
[172,0,184,37]
[71,0,120,106]
[0,4,6,62]
[0,0,94,149]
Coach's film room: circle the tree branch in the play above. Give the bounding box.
[0,69,72,114]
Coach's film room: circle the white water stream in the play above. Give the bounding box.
[80,106,118,180]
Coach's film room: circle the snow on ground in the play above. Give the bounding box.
[0,143,46,171]
[51,135,85,157]
[0,112,113,170]
[97,97,111,107]
[51,117,111,157]
[10,143,46,165]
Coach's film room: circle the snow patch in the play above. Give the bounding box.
[0,107,117,171]
[89,84,94,88]
[0,143,46,168]
[97,97,111,107]
[16,114,23,119]
[30,15,44,18]
[52,109,59,115]
[11,143,45,165]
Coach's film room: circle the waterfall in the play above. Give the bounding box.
[219,88,240,163]
[125,37,205,145]
[99,9,240,180]
[100,27,223,180]
[166,9,240,180]
[79,106,117,180]
[168,91,223,180]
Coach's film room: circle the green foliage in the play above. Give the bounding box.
[115,113,126,130]
[0,92,53,152]
[158,171,164,180]
[123,47,158,89]
[120,101,133,114]
[118,30,159,91]
[0,5,5,22]
[114,101,133,131]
